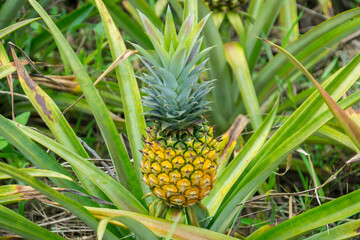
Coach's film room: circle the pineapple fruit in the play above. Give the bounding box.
[205,0,248,12]
[134,7,220,207]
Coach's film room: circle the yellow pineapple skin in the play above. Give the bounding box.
[140,123,219,207]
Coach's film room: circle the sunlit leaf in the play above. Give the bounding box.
[98,216,159,240]
[0,17,40,39]
[88,207,238,240]
[10,45,107,200]
[94,0,149,200]
[0,204,65,240]
[257,189,360,239]
[0,163,119,240]
[28,0,143,199]
[261,37,360,149]
[0,169,73,181]
[224,42,262,129]
[204,99,278,216]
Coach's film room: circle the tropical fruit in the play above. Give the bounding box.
[134,7,220,207]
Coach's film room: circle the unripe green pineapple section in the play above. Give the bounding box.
[141,123,219,207]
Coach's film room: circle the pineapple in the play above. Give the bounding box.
[205,0,248,12]
[134,7,220,207]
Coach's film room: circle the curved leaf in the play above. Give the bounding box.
[198,0,233,132]
[0,63,16,80]
[316,124,358,151]
[245,0,284,70]
[210,90,360,233]
[98,216,159,240]
[257,189,360,239]
[97,0,152,48]
[0,169,73,181]
[0,114,94,205]
[261,37,360,149]
[305,219,360,240]
[28,0,143,199]
[204,98,278,215]
[224,42,262,129]
[11,45,107,200]
[94,0,149,200]
[209,50,360,232]
[0,163,119,240]
[13,120,147,214]
[255,8,360,97]
[0,204,65,240]
[87,207,238,240]
[0,17,41,39]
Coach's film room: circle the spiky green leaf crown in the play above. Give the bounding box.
[133,7,213,131]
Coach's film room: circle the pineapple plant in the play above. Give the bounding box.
[135,7,220,207]
[2,0,360,239]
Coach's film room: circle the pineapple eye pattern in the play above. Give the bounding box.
[205,0,248,12]
[141,124,219,207]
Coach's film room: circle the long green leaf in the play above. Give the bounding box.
[224,42,262,129]
[10,46,107,200]
[209,50,360,232]
[246,225,273,240]
[0,17,40,39]
[28,0,143,198]
[256,189,360,239]
[0,63,16,79]
[210,90,360,233]
[88,207,238,240]
[0,185,32,205]
[98,216,159,240]
[203,99,278,215]
[0,204,65,240]
[94,0,149,200]
[227,12,246,47]
[278,0,299,46]
[0,114,94,205]
[262,37,360,149]
[0,163,119,240]
[0,169,73,181]
[304,219,360,240]
[252,51,360,170]
[97,0,152,48]
[245,0,262,29]
[255,8,360,98]
[245,0,283,71]
[13,119,147,214]
[316,124,358,151]
[198,0,234,132]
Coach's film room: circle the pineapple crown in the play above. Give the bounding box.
[132,6,214,131]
